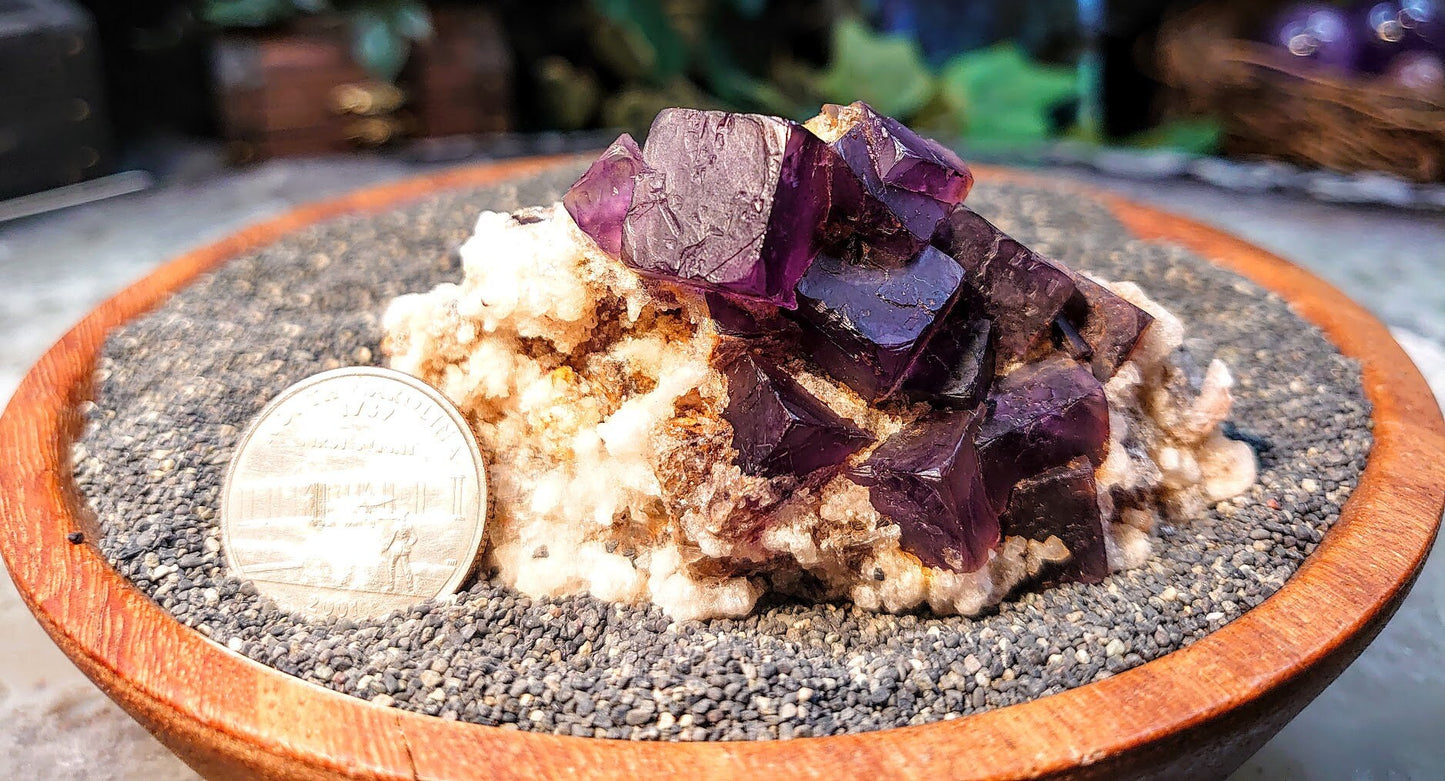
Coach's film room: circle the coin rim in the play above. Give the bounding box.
[219,366,489,617]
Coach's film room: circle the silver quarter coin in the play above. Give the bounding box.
[221,367,487,620]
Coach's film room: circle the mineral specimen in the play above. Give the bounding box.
[976,355,1109,508]
[792,244,967,400]
[850,408,999,571]
[621,109,831,307]
[384,103,1258,621]
[721,351,872,478]
[812,101,974,242]
[999,457,1108,583]
[561,133,647,257]
[1060,273,1155,381]
[931,205,1077,363]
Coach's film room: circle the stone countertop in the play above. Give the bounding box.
[1,157,1440,780]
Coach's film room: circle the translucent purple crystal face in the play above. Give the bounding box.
[722,351,872,478]
[1060,274,1154,381]
[850,408,1000,572]
[902,315,995,409]
[621,109,831,307]
[793,245,966,401]
[976,355,1109,509]
[826,102,974,242]
[561,133,646,257]
[999,457,1108,583]
[931,206,1077,363]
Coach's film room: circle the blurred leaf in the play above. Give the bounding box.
[202,0,298,27]
[730,0,767,19]
[933,43,1076,145]
[819,18,934,119]
[352,9,410,82]
[291,0,330,12]
[535,57,602,130]
[1127,118,1222,155]
[390,1,432,41]
[591,0,688,82]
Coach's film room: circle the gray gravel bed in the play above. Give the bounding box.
[71,163,1372,740]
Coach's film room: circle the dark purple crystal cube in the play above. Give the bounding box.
[902,313,995,409]
[999,457,1108,583]
[976,355,1109,509]
[1060,273,1154,381]
[562,133,647,257]
[621,109,831,308]
[931,206,1077,363]
[850,408,1000,572]
[792,244,967,401]
[722,351,872,479]
[826,102,974,242]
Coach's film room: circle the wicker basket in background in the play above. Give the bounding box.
[1157,2,1445,183]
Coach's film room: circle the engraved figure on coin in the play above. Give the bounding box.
[382,512,417,593]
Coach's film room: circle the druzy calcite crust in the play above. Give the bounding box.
[398,101,1257,619]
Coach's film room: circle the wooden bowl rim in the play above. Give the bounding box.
[2,157,1441,779]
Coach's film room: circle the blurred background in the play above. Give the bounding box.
[3,0,1444,209]
[1,1,1442,779]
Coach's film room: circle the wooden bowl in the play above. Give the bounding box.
[2,157,1441,780]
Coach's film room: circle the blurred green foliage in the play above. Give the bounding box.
[543,2,1159,152]
[924,43,1077,147]
[818,19,933,119]
[201,0,1218,154]
[1125,117,1224,156]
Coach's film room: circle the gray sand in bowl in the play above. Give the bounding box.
[73,164,1371,741]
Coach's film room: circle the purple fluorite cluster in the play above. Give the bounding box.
[564,102,1155,583]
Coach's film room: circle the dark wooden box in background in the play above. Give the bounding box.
[213,6,512,162]
[0,0,112,200]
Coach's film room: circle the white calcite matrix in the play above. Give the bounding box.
[382,206,1256,620]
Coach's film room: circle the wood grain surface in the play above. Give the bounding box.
[1,159,1441,780]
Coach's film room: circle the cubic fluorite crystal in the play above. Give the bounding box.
[976,355,1109,509]
[792,244,967,401]
[562,133,647,257]
[721,351,872,478]
[902,314,995,409]
[1060,273,1154,381]
[621,109,831,307]
[931,205,1077,363]
[850,408,1000,572]
[823,101,974,242]
[999,457,1108,583]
